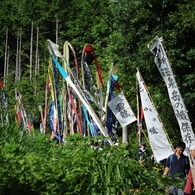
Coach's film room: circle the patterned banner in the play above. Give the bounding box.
[15,90,29,130]
[147,36,195,146]
[108,93,136,127]
[0,79,9,124]
[136,71,173,161]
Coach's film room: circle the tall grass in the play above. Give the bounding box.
[0,125,179,194]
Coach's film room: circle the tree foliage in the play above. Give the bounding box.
[0,0,195,140]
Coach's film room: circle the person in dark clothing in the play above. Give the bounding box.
[163,141,190,195]
[136,142,150,164]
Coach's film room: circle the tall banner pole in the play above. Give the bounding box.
[122,126,128,143]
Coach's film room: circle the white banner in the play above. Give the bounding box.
[47,40,62,58]
[147,36,195,146]
[136,71,173,162]
[108,93,136,127]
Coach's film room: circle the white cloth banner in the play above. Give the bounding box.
[136,71,173,161]
[108,93,137,127]
[147,36,195,146]
[47,40,62,58]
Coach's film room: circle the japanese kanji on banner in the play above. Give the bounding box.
[108,93,136,127]
[147,36,195,147]
[136,70,173,162]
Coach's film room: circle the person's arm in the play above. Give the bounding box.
[163,157,170,175]
[163,167,170,175]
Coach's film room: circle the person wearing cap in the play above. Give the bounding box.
[184,146,195,195]
[136,142,150,164]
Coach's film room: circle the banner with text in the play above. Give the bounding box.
[136,71,173,161]
[108,93,136,127]
[147,36,195,146]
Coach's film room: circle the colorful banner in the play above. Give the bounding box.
[15,90,28,130]
[108,93,136,127]
[0,79,9,124]
[147,36,195,146]
[47,40,114,145]
[106,74,119,136]
[136,70,173,162]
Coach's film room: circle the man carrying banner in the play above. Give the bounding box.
[163,141,190,195]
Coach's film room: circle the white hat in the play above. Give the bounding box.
[189,146,195,150]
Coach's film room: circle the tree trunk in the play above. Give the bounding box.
[4,28,8,86]
[18,28,22,81]
[37,58,40,75]
[6,47,10,84]
[56,19,58,44]
[0,100,3,126]
[34,26,39,93]
[35,26,39,76]
[15,31,19,82]
[30,21,33,81]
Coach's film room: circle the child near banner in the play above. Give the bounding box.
[163,141,190,195]
[136,142,150,164]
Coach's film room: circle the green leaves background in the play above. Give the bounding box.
[0,125,171,195]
